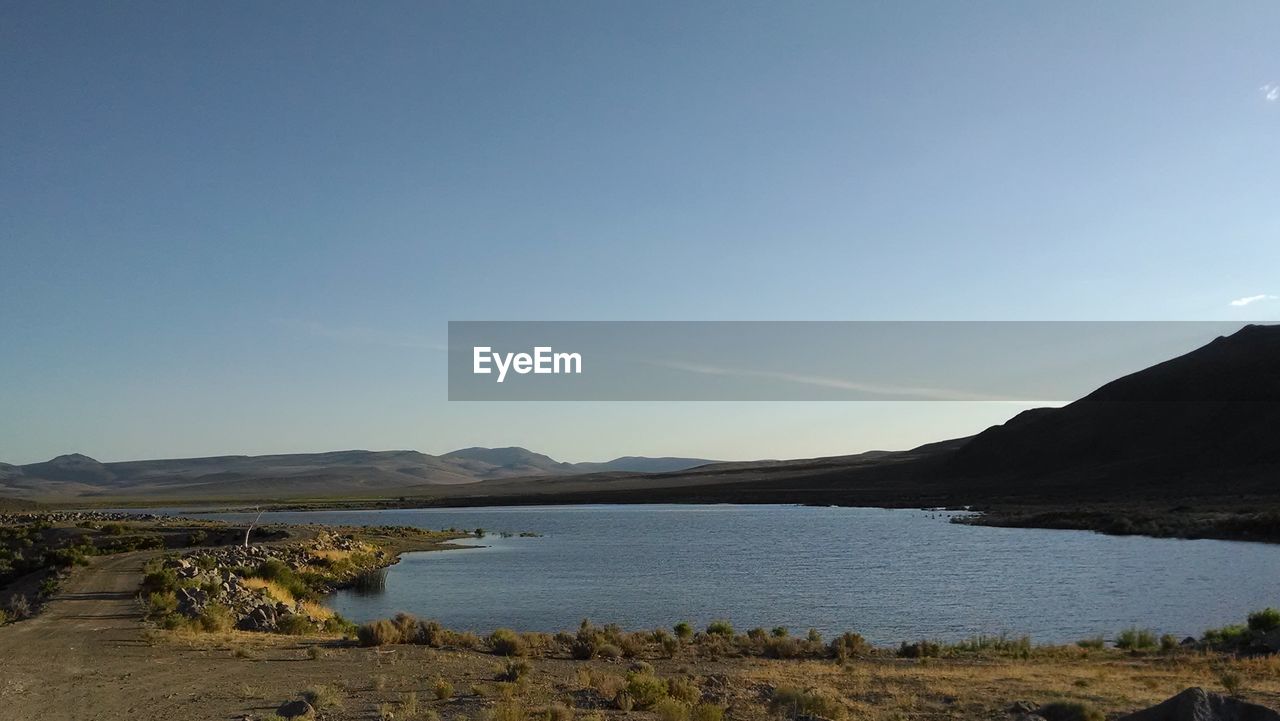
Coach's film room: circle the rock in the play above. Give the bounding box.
[276,699,315,719]
[1010,701,1040,714]
[1118,687,1280,721]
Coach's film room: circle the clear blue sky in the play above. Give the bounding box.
[2,1,1278,464]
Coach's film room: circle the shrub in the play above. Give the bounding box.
[277,614,314,636]
[392,612,420,641]
[705,620,733,637]
[0,608,8,625]
[661,635,680,658]
[763,636,801,659]
[198,604,234,632]
[1076,635,1105,650]
[302,684,346,711]
[653,698,690,721]
[615,691,634,713]
[1160,633,1179,653]
[142,568,178,595]
[667,677,700,705]
[691,704,724,721]
[596,643,623,660]
[619,632,647,658]
[490,702,527,721]
[1248,607,1280,633]
[625,673,668,709]
[547,703,574,721]
[1115,627,1158,651]
[358,619,400,646]
[433,677,454,700]
[770,686,843,719]
[673,621,693,640]
[398,691,419,718]
[1220,670,1244,697]
[490,627,526,656]
[7,594,30,620]
[1203,624,1249,649]
[897,640,941,658]
[831,632,870,661]
[495,658,533,682]
[1038,701,1104,721]
[146,591,178,618]
[419,618,446,647]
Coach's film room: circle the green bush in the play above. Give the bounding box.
[667,677,700,705]
[1115,627,1158,651]
[830,632,870,661]
[673,621,693,640]
[495,658,532,682]
[705,620,733,637]
[489,627,526,656]
[1038,701,1105,721]
[1202,624,1249,648]
[1076,635,1105,650]
[146,590,178,618]
[1248,607,1280,633]
[690,704,724,721]
[653,698,689,721]
[277,614,315,636]
[625,673,668,709]
[197,604,234,633]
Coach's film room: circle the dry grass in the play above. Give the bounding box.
[240,577,296,604]
[737,653,1280,721]
[298,600,335,620]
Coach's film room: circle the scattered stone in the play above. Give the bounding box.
[1118,687,1280,721]
[1009,701,1040,714]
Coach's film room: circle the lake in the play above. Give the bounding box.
[189,504,1280,644]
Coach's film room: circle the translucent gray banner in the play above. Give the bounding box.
[447,321,1269,401]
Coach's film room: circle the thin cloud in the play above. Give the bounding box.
[1263,83,1280,102]
[278,320,447,350]
[645,359,1011,401]
[1229,294,1278,307]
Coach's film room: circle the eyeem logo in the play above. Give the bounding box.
[473,346,582,383]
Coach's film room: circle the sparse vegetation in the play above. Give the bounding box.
[1115,627,1158,651]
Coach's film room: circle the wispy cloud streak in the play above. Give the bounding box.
[1230,294,1277,307]
[645,359,1011,401]
[279,320,447,350]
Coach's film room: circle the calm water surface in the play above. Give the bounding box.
[190,504,1280,644]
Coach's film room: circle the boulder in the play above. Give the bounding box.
[1119,688,1280,721]
[276,699,315,719]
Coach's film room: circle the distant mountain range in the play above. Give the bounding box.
[5,324,1278,508]
[0,448,718,501]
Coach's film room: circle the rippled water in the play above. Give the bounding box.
[189,504,1280,644]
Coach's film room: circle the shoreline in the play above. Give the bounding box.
[89,496,1280,547]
